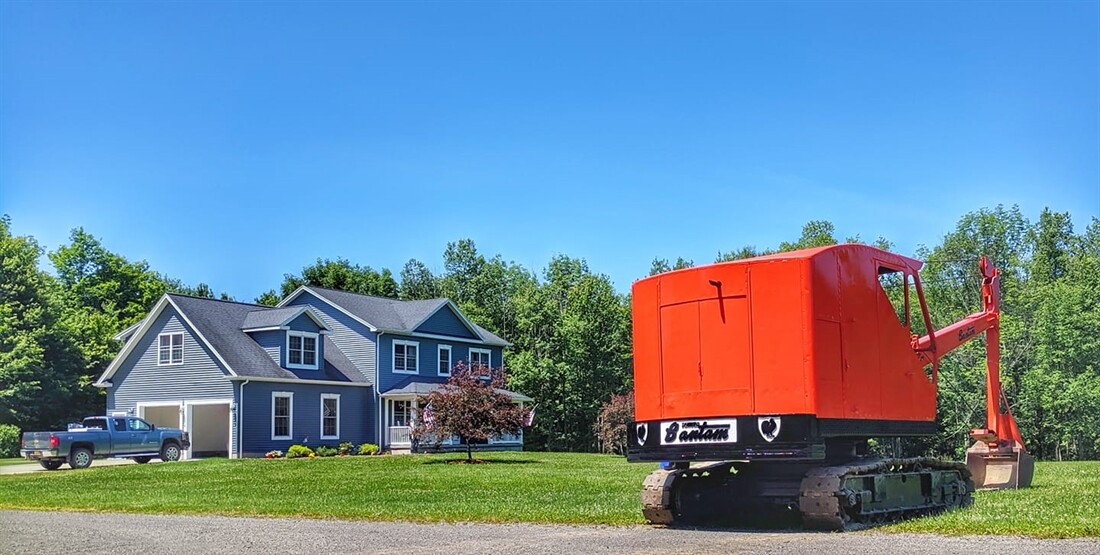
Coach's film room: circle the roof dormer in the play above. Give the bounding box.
[242,306,329,371]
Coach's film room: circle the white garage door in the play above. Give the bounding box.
[141,405,182,430]
[187,403,231,457]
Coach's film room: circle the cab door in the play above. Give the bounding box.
[127,418,160,453]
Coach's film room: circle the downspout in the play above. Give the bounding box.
[376,331,384,448]
[238,379,249,458]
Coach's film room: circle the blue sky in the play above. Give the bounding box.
[2,1,1097,301]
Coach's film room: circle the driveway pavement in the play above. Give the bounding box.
[0,457,150,475]
[1,510,1097,555]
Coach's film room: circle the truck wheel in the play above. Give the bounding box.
[160,442,181,462]
[133,456,152,464]
[69,447,93,469]
[39,460,63,471]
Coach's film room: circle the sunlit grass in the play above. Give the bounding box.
[881,461,1100,538]
[0,454,1095,537]
[0,452,656,525]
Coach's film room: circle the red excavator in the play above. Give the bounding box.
[627,244,1033,529]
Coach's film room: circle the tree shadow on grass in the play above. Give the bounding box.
[422,458,540,465]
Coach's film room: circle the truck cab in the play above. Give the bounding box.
[21,416,190,470]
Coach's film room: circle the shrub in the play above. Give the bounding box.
[314,445,337,457]
[338,442,355,456]
[0,424,20,458]
[286,444,314,459]
[595,392,634,456]
[357,443,380,456]
[264,450,284,459]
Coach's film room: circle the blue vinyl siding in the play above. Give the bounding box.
[106,305,238,456]
[250,330,283,365]
[286,312,322,333]
[288,292,376,384]
[108,306,235,413]
[238,381,373,457]
[377,334,504,392]
[415,306,478,339]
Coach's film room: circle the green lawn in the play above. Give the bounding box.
[0,457,29,466]
[0,453,1095,537]
[881,461,1100,538]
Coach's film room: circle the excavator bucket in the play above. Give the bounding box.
[965,440,1035,490]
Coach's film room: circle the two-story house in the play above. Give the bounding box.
[94,286,529,458]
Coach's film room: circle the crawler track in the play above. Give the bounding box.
[642,457,974,530]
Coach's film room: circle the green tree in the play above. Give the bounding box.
[279,258,399,298]
[0,217,87,429]
[255,289,282,306]
[647,257,693,276]
[399,258,441,300]
[508,256,632,451]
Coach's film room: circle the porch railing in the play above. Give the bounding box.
[388,426,412,446]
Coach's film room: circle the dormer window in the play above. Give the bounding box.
[287,331,319,370]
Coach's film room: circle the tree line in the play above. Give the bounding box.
[1,206,1098,459]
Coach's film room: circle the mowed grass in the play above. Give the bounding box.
[0,458,29,466]
[0,454,1096,537]
[881,461,1100,538]
[0,452,657,525]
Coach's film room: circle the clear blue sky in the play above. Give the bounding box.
[2,1,1097,301]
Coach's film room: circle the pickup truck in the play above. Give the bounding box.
[20,416,191,470]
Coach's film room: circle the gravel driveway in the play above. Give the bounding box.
[1,510,1097,555]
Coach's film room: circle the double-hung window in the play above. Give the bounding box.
[158,333,184,365]
[438,345,452,376]
[320,394,339,439]
[272,392,293,440]
[287,331,318,369]
[393,340,419,374]
[469,348,491,371]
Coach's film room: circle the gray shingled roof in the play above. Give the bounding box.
[168,294,366,384]
[380,375,532,402]
[305,286,510,346]
[240,306,325,331]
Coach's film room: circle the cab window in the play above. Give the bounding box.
[111,418,127,431]
[83,418,108,430]
[128,419,152,432]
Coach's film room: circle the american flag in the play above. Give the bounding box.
[421,402,435,427]
[523,406,535,427]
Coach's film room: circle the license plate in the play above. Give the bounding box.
[659,418,737,445]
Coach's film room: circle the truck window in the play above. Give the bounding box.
[129,419,152,432]
[112,418,127,431]
[84,418,108,430]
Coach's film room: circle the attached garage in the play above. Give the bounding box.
[137,400,231,459]
[139,403,183,431]
[186,401,232,457]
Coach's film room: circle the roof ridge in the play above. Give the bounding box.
[166,292,273,308]
[306,285,448,304]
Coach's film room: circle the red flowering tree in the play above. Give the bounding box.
[595,392,634,455]
[413,362,530,461]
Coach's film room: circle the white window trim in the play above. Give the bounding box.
[157,332,184,366]
[272,392,293,440]
[392,339,420,374]
[320,393,340,440]
[438,345,452,376]
[469,347,491,370]
[286,331,320,370]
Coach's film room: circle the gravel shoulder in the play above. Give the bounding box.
[2,510,1097,555]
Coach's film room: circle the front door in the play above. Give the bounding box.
[388,400,413,446]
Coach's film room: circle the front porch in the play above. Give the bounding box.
[381,395,524,454]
